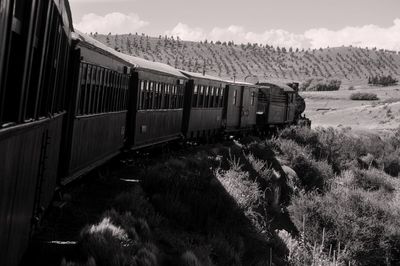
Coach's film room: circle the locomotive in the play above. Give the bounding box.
[0,1,306,265]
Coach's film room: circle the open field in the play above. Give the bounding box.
[301,85,400,131]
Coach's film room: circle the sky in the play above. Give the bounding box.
[70,0,400,50]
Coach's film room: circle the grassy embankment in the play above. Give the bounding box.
[61,126,400,266]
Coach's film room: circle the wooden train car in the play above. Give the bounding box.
[182,72,227,139]
[60,32,131,184]
[223,81,258,132]
[256,82,296,128]
[0,1,73,265]
[120,55,187,149]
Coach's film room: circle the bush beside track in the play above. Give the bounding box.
[33,126,400,266]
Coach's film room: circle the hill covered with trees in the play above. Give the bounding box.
[90,32,400,84]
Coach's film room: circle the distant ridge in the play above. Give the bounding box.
[91,32,400,85]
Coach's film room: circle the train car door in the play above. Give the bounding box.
[240,86,258,128]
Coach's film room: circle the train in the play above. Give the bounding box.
[0,1,307,265]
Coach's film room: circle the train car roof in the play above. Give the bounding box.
[180,71,229,83]
[257,81,295,92]
[73,31,186,78]
[227,80,255,86]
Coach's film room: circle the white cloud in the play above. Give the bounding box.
[165,23,206,42]
[305,19,400,50]
[75,12,148,34]
[166,19,400,51]
[165,23,310,48]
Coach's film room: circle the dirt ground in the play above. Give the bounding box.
[301,84,400,132]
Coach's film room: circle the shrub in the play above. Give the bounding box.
[290,154,334,192]
[279,126,321,149]
[368,75,398,86]
[288,172,400,265]
[79,218,133,266]
[278,229,346,266]
[350,92,379,100]
[382,149,400,177]
[179,251,202,266]
[275,138,312,163]
[215,167,262,211]
[300,78,341,91]
[344,168,396,193]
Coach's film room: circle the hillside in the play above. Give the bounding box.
[90,32,400,84]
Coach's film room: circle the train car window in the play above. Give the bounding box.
[157,83,161,109]
[121,75,126,110]
[152,82,157,109]
[220,87,224,107]
[23,0,48,120]
[160,84,165,109]
[91,65,98,113]
[154,83,161,109]
[159,83,165,109]
[163,85,168,109]
[199,85,204,108]
[113,74,119,111]
[143,81,148,109]
[99,68,106,113]
[139,80,144,110]
[170,85,175,109]
[123,76,128,110]
[109,72,114,112]
[96,68,102,113]
[177,86,181,108]
[114,73,119,111]
[83,64,91,114]
[174,85,179,109]
[192,85,198,107]
[113,74,118,111]
[103,70,109,112]
[123,76,127,110]
[176,85,181,108]
[158,83,162,109]
[211,87,216,108]
[204,86,209,108]
[78,64,87,115]
[214,87,219,107]
[0,1,33,124]
[144,80,148,109]
[108,71,114,112]
[90,66,97,114]
[149,81,154,109]
[96,67,102,113]
[161,83,164,109]
[179,85,184,108]
[233,89,237,106]
[117,75,122,111]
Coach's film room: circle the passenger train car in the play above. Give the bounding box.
[0,1,306,265]
[0,1,73,265]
